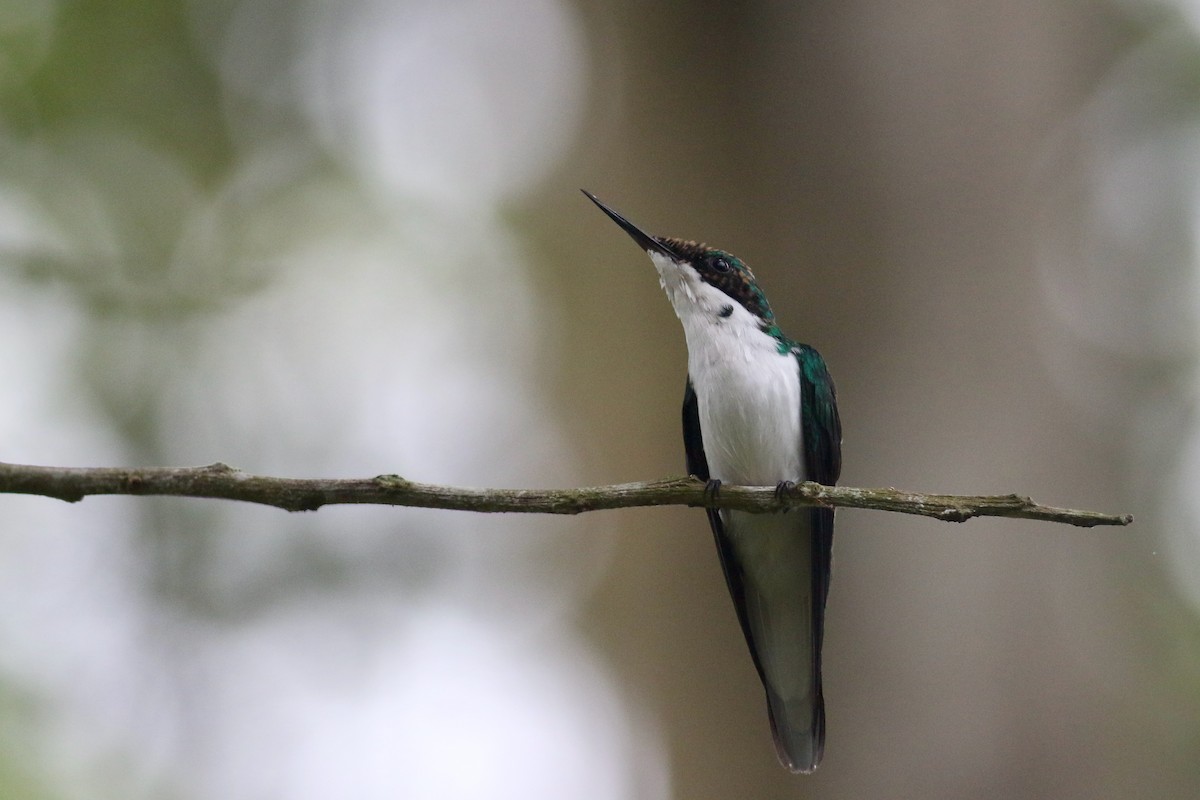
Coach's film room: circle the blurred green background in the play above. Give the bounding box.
[0,0,1197,798]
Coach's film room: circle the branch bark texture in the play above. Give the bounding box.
[0,461,1132,528]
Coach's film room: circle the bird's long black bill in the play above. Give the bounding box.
[581,190,677,258]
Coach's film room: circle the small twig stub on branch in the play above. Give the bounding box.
[0,461,1133,528]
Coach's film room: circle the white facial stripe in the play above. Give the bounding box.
[647,250,758,330]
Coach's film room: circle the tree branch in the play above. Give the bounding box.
[0,461,1132,528]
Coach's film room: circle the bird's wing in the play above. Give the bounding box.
[682,376,773,705]
[794,343,842,639]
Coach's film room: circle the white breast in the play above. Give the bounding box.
[648,250,804,486]
[689,328,803,485]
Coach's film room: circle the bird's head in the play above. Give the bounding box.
[583,190,778,333]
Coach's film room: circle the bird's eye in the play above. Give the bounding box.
[712,256,732,273]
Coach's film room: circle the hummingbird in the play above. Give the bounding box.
[583,190,842,773]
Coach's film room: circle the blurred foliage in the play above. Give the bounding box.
[7,1,231,176]
[0,682,57,800]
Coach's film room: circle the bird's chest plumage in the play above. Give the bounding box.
[686,327,804,487]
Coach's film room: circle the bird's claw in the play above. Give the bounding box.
[774,480,797,510]
[703,478,723,506]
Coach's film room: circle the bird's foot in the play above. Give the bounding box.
[703,478,723,506]
[774,480,797,511]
